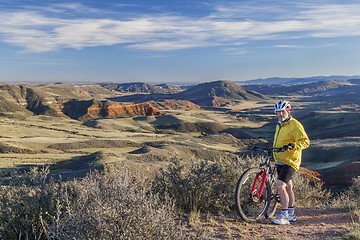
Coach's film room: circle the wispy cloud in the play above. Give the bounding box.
[273,43,337,48]
[1,1,360,52]
[274,45,304,48]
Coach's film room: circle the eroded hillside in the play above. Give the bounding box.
[0,80,359,191]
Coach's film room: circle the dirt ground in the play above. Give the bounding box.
[194,208,355,239]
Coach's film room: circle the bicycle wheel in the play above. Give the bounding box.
[235,168,271,222]
[265,171,280,218]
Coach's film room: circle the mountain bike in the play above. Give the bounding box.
[235,144,293,222]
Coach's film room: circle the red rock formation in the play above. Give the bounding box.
[298,167,322,182]
[79,102,163,121]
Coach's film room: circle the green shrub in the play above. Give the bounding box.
[153,153,335,214]
[336,177,360,240]
[153,156,252,213]
[0,166,60,239]
[292,171,332,208]
[343,228,360,240]
[42,164,186,240]
[348,177,360,209]
[331,176,360,212]
[0,165,189,240]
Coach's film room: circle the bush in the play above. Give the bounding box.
[153,153,336,214]
[348,177,360,209]
[42,164,186,240]
[153,156,252,213]
[336,177,360,240]
[0,165,188,240]
[292,171,332,208]
[331,176,360,211]
[0,166,60,239]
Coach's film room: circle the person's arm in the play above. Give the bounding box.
[292,122,310,150]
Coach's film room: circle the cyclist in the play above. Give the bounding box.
[272,100,310,225]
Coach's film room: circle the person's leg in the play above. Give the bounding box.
[286,180,294,208]
[272,165,295,224]
[276,179,289,210]
[272,179,290,224]
[286,180,297,222]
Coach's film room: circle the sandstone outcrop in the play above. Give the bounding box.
[298,167,322,182]
[62,100,163,120]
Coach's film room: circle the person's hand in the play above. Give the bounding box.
[281,143,294,151]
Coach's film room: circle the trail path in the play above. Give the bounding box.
[197,208,355,239]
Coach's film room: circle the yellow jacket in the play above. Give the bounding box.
[273,117,310,171]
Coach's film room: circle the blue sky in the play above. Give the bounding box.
[1,0,360,84]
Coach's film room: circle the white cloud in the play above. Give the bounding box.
[274,45,304,48]
[1,2,360,52]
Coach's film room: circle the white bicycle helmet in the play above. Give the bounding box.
[274,100,291,112]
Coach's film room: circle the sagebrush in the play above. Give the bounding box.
[0,166,59,239]
[0,165,188,240]
[153,155,333,214]
[292,171,332,208]
[153,156,254,213]
[0,156,356,239]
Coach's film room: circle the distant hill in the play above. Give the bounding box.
[155,84,184,93]
[0,81,269,118]
[239,75,360,85]
[0,84,66,117]
[348,79,360,85]
[244,80,355,96]
[99,82,182,94]
[107,80,269,107]
[0,83,120,118]
[173,80,268,106]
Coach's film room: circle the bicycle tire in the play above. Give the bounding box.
[265,171,279,218]
[235,168,271,222]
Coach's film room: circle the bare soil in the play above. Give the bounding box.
[194,208,354,239]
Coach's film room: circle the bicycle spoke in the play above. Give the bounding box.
[265,176,279,218]
[235,168,271,222]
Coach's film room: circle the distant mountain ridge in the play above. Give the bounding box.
[239,75,360,85]
[244,80,357,96]
[99,82,183,94]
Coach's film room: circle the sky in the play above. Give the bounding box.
[1,0,360,84]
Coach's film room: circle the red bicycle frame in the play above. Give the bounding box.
[251,168,268,198]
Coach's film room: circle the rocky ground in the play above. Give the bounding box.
[192,208,355,239]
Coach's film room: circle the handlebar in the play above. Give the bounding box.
[248,146,281,152]
[248,143,294,153]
